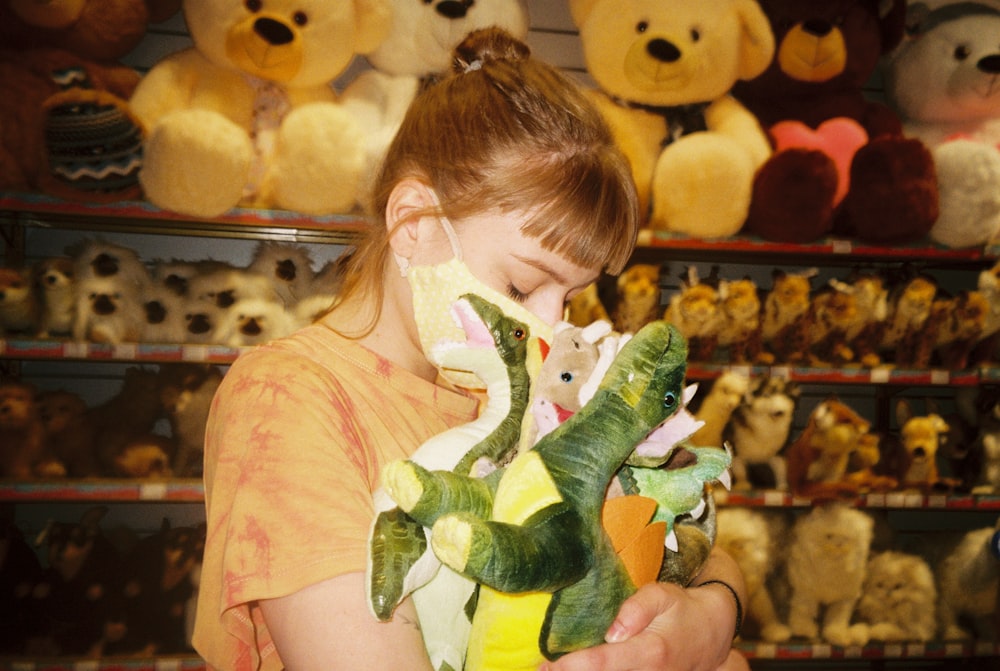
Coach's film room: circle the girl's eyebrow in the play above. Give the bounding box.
[511,253,596,289]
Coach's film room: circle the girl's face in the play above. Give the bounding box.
[454,209,601,327]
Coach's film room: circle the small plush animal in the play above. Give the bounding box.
[0,266,40,336]
[664,267,723,361]
[890,400,959,492]
[112,435,175,479]
[971,386,1000,494]
[880,274,938,368]
[857,550,937,642]
[785,503,874,646]
[212,297,296,347]
[159,364,223,477]
[973,260,1000,365]
[936,517,1000,641]
[86,367,167,475]
[841,272,888,368]
[247,241,315,308]
[786,398,872,498]
[71,239,148,288]
[33,257,76,338]
[0,380,60,478]
[717,277,762,364]
[930,289,989,370]
[725,375,799,490]
[30,507,126,656]
[715,507,791,642]
[36,389,98,478]
[567,282,610,328]
[760,268,815,365]
[612,264,661,335]
[806,282,859,366]
[690,371,750,450]
[73,274,144,344]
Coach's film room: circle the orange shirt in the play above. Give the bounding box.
[193,323,479,671]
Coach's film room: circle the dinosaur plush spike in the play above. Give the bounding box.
[383,320,693,669]
[367,293,532,671]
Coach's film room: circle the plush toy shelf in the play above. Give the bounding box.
[686,363,985,387]
[0,479,205,502]
[715,488,1000,511]
[0,654,208,671]
[0,338,245,364]
[0,191,369,245]
[737,639,1000,662]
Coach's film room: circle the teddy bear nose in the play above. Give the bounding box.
[979,54,1000,75]
[802,19,834,38]
[436,1,474,20]
[254,17,294,46]
[647,38,681,63]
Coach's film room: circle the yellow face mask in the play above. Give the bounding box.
[395,206,554,391]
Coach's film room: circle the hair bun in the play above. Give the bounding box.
[453,27,530,74]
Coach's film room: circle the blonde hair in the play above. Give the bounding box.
[338,27,639,319]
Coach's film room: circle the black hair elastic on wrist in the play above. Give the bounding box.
[696,579,744,640]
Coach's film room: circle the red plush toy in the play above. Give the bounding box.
[732,0,939,244]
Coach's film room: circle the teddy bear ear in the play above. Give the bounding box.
[567,0,600,27]
[353,0,394,55]
[735,0,776,80]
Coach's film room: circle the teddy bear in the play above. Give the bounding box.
[785,503,874,646]
[568,0,775,238]
[341,0,529,210]
[0,0,181,201]
[731,0,939,244]
[129,0,392,218]
[884,1,1000,248]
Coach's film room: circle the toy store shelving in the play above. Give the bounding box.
[4,194,1000,669]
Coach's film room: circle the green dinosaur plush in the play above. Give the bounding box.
[382,320,693,670]
[367,293,532,671]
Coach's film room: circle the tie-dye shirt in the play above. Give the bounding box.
[193,323,479,671]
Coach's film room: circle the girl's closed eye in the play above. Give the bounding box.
[506,284,528,303]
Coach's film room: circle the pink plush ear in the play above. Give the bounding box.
[770,118,869,205]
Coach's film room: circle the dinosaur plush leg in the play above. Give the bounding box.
[431,503,591,593]
[382,460,494,527]
[368,507,428,620]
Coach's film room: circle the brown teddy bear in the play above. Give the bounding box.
[0,0,181,201]
[731,0,939,244]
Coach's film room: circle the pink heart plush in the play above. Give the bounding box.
[770,118,869,206]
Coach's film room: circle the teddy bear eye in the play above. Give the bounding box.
[245,0,262,13]
[293,11,308,26]
[636,21,649,34]
[560,371,573,383]
[690,28,701,42]
[954,45,972,61]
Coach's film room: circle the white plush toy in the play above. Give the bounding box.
[786,503,874,646]
[884,1,1000,248]
[130,0,391,218]
[341,0,529,209]
[857,550,938,642]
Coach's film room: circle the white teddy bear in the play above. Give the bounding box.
[884,1,1000,248]
[130,0,391,218]
[341,0,529,211]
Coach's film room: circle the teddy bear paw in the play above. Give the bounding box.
[930,139,1000,248]
[140,109,254,218]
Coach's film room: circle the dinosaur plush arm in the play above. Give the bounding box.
[432,502,593,594]
[382,460,496,527]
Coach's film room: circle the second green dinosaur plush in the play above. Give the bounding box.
[383,320,693,670]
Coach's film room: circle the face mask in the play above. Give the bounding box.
[395,201,554,390]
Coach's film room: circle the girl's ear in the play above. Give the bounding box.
[386,178,436,263]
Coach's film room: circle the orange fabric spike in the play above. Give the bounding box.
[601,495,666,587]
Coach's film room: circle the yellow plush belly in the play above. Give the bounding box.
[466,452,563,671]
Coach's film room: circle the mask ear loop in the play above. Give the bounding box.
[394,187,462,277]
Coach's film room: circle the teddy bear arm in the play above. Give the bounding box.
[705,95,772,168]
[129,49,213,127]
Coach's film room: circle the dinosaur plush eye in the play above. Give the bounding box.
[561,372,573,383]
[513,328,526,341]
[663,392,677,410]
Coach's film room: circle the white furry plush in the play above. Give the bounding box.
[248,241,315,307]
[936,518,1000,640]
[141,286,190,344]
[33,257,76,337]
[340,0,529,208]
[690,370,749,449]
[72,239,149,288]
[213,297,297,347]
[786,504,874,646]
[72,275,144,344]
[716,507,791,642]
[857,551,938,642]
[188,267,279,310]
[725,376,798,490]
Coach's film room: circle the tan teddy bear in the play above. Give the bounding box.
[568,0,774,238]
[130,0,391,217]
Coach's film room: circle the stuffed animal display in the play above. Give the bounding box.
[12,507,204,656]
[732,0,939,244]
[0,0,181,202]
[382,321,722,668]
[569,0,775,238]
[0,239,338,346]
[341,0,529,210]
[936,516,1000,640]
[129,0,391,217]
[1,364,222,480]
[884,1,1000,248]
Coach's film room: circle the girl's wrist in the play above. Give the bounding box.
[694,579,744,641]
